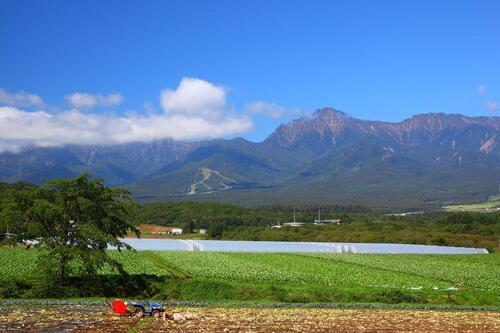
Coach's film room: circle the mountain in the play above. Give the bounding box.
[266,109,500,160]
[0,139,197,185]
[128,138,303,199]
[1,108,500,208]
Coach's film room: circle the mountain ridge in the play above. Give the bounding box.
[1,108,499,207]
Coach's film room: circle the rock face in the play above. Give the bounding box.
[1,108,500,207]
[265,108,500,155]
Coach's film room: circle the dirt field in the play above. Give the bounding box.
[0,305,499,332]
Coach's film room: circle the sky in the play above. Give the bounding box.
[1,0,499,151]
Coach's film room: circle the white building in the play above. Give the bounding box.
[314,219,341,225]
[168,228,183,235]
[283,222,305,227]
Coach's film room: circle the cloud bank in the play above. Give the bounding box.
[65,92,124,109]
[0,78,253,152]
[0,89,44,108]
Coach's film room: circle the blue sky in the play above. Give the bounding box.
[1,0,499,147]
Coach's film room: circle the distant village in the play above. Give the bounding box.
[131,208,342,238]
[271,208,342,228]
[133,224,207,238]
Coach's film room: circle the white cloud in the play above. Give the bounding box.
[245,101,288,119]
[486,101,497,112]
[160,78,226,118]
[0,78,253,153]
[477,84,487,95]
[0,106,252,152]
[65,92,124,109]
[245,101,307,120]
[0,89,44,108]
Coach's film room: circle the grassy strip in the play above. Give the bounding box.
[140,251,190,278]
[2,276,498,306]
[166,278,499,307]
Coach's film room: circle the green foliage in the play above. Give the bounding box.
[208,222,225,238]
[0,274,167,298]
[131,201,370,229]
[0,175,139,282]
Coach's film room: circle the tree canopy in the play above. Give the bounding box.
[0,174,139,281]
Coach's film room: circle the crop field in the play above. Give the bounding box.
[1,248,499,291]
[154,252,454,289]
[104,250,168,276]
[0,247,38,275]
[0,248,167,276]
[152,252,500,291]
[305,253,500,290]
[1,248,499,305]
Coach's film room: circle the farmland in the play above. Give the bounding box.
[0,248,499,306]
[154,252,450,288]
[443,195,500,212]
[0,248,167,276]
[0,305,499,332]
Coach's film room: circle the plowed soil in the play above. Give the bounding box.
[0,305,498,332]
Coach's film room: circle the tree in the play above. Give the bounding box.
[185,220,195,233]
[0,174,139,282]
[208,222,224,238]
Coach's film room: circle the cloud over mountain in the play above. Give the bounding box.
[0,78,253,152]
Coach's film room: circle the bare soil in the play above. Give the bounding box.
[0,305,498,332]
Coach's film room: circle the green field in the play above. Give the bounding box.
[443,195,500,212]
[0,248,168,276]
[1,248,499,306]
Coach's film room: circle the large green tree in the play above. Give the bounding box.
[0,174,139,281]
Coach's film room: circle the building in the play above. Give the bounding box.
[198,229,207,234]
[137,224,183,236]
[313,208,342,225]
[168,228,183,235]
[283,222,305,227]
[314,219,341,225]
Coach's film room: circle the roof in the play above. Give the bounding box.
[138,224,181,232]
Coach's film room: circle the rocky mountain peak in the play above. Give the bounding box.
[313,107,350,118]
[265,108,500,150]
